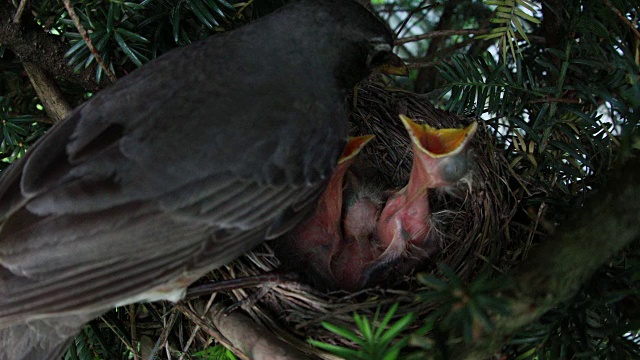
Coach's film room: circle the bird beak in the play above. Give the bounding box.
[400,115,477,189]
[400,115,477,158]
[338,135,375,164]
[318,134,374,230]
[378,53,408,76]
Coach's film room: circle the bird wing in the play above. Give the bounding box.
[0,38,345,324]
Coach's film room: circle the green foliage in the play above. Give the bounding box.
[32,0,239,82]
[438,53,616,200]
[0,62,51,166]
[64,324,105,360]
[61,1,150,78]
[309,303,416,360]
[194,344,238,359]
[432,2,640,356]
[478,0,541,60]
[0,96,47,169]
[403,320,437,360]
[416,264,511,344]
[437,0,639,210]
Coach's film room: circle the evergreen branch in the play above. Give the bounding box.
[527,97,582,104]
[396,29,490,45]
[437,54,548,117]
[405,60,439,70]
[0,96,48,166]
[602,0,640,42]
[193,345,238,359]
[405,37,482,70]
[453,154,640,359]
[479,0,541,60]
[396,28,545,46]
[62,0,117,82]
[393,0,430,38]
[310,303,415,360]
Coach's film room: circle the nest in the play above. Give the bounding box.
[153,82,536,358]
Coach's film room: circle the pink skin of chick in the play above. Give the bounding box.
[376,115,478,265]
[330,190,383,291]
[284,135,375,288]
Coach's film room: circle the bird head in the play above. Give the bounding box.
[400,115,478,189]
[311,0,407,87]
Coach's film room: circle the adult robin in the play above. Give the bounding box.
[0,0,405,358]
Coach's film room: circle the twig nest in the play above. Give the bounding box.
[197,82,525,355]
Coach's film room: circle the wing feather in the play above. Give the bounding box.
[0,16,346,325]
[1,144,327,326]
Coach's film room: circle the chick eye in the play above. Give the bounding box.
[440,154,469,183]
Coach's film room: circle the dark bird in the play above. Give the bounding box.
[0,0,405,358]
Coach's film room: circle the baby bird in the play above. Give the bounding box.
[278,116,477,291]
[375,115,477,267]
[276,136,375,289]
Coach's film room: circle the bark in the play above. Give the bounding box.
[207,303,310,360]
[177,302,310,360]
[542,0,565,73]
[22,62,71,123]
[0,2,102,92]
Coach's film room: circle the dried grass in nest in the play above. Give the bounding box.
[177,82,537,358]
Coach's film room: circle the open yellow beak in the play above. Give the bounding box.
[339,135,375,164]
[399,115,477,158]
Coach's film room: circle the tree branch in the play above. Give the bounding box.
[22,62,71,123]
[396,29,490,45]
[542,0,564,71]
[61,0,116,82]
[413,0,462,93]
[176,303,249,360]
[177,302,309,360]
[602,0,640,42]
[206,303,309,360]
[454,154,640,359]
[12,0,28,24]
[0,1,101,92]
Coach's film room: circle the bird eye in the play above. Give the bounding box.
[367,41,392,68]
[440,155,469,183]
